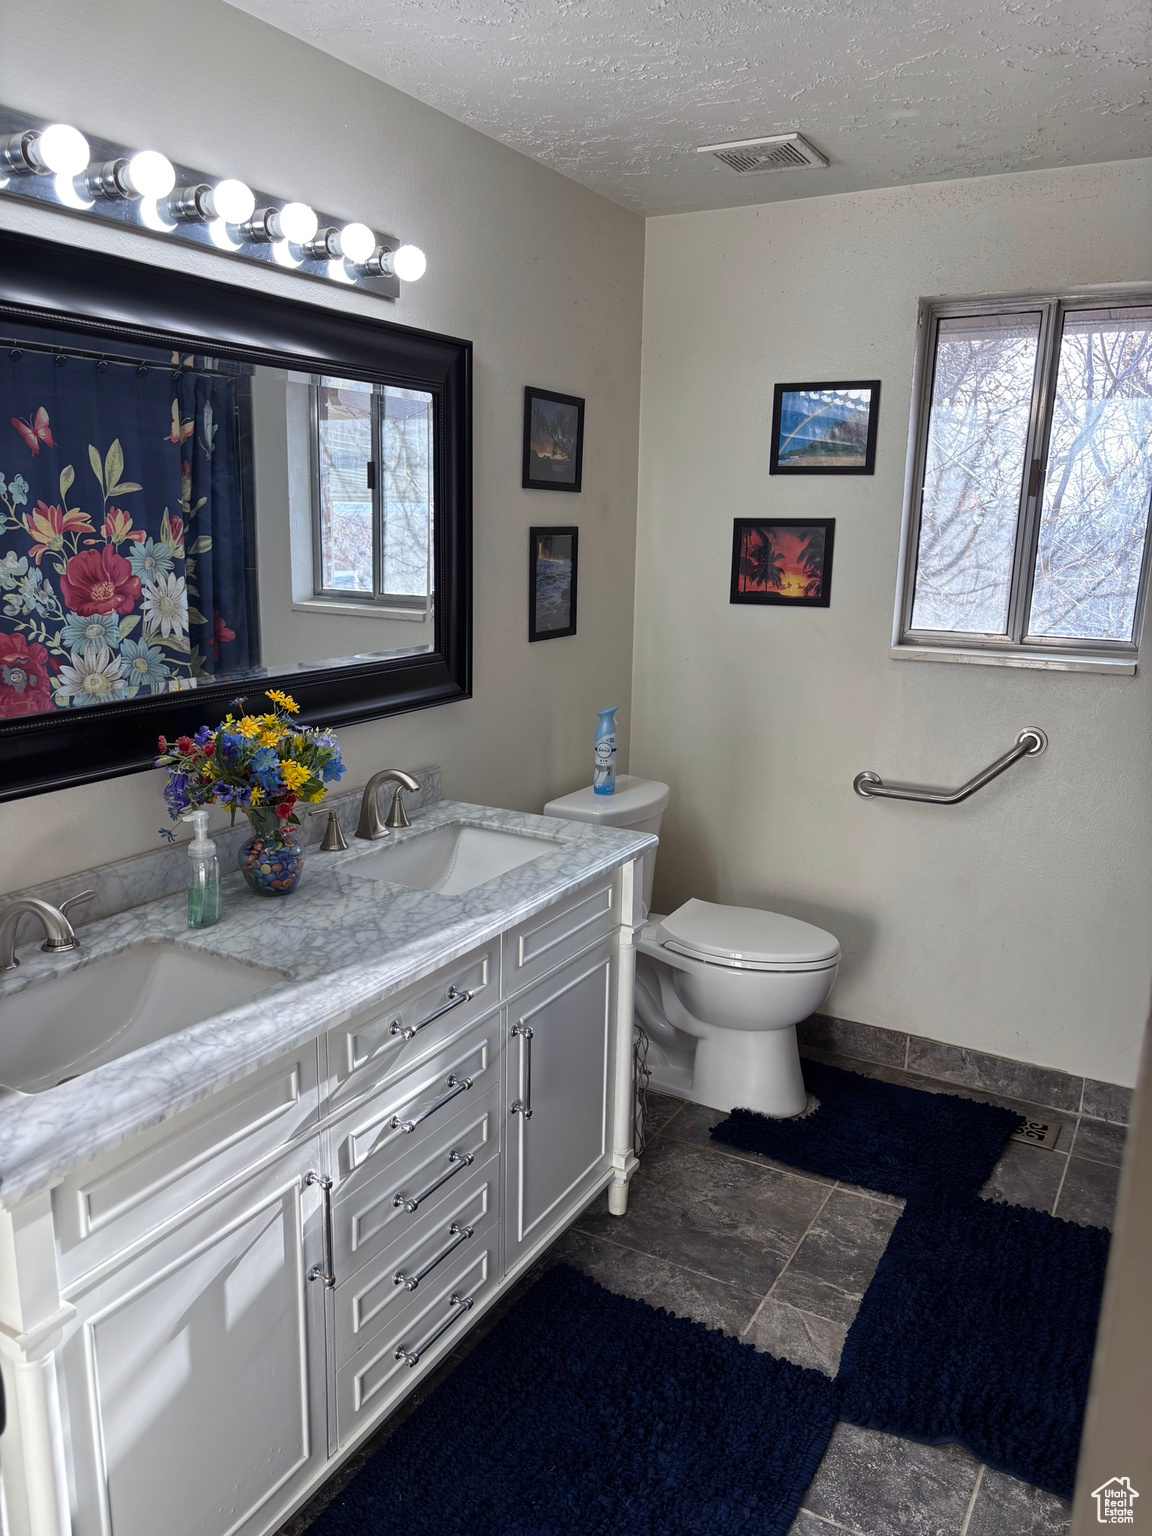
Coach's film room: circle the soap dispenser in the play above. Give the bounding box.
[183,809,221,929]
[593,706,618,795]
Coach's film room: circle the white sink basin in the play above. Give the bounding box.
[349,822,559,895]
[0,943,284,1094]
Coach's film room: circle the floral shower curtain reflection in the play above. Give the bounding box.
[0,346,257,719]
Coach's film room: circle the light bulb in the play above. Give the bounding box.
[209,217,243,251]
[37,123,90,177]
[392,244,427,282]
[274,201,318,244]
[123,150,175,199]
[209,178,255,224]
[338,221,376,264]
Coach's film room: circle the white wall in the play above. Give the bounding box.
[634,161,1152,1086]
[0,0,644,892]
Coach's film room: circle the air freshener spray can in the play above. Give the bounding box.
[594,706,618,794]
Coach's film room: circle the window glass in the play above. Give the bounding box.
[1029,308,1152,642]
[910,312,1041,635]
[381,388,433,598]
[315,377,373,593]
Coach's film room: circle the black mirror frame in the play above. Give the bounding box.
[0,229,471,803]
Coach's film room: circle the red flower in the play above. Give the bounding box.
[207,610,236,662]
[176,736,195,756]
[0,633,55,718]
[167,513,184,548]
[203,739,215,756]
[59,545,142,616]
[276,794,297,820]
[158,734,167,752]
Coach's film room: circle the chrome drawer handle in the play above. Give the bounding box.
[390,985,475,1043]
[390,1073,473,1135]
[393,1222,475,1291]
[510,1023,534,1119]
[393,1149,475,1213]
[394,1292,475,1368]
[306,1171,336,1288]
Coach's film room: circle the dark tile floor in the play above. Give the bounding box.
[282,1062,1123,1536]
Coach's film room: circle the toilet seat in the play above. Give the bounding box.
[656,898,840,974]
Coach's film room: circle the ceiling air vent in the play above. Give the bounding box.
[697,133,828,175]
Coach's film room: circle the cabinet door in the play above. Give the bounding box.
[61,1139,328,1536]
[504,936,614,1270]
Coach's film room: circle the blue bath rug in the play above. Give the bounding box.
[837,1195,1111,1500]
[306,1264,839,1536]
[710,1059,1021,1199]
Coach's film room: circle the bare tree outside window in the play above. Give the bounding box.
[313,377,434,606]
[903,294,1152,661]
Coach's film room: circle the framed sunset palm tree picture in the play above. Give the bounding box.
[730,519,835,607]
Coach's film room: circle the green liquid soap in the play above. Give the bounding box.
[184,809,222,929]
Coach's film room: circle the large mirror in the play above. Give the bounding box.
[0,230,471,800]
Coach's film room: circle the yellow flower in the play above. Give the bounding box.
[236,716,262,739]
[266,689,299,714]
[279,759,309,791]
[258,727,280,748]
[249,785,265,805]
[303,786,325,803]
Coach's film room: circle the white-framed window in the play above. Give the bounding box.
[311,376,434,610]
[895,289,1152,673]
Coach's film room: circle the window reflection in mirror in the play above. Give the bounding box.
[0,327,436,722]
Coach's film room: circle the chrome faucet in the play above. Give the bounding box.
[0,891,95,972]
[356,770,423,841]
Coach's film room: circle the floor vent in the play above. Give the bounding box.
[1010,1117,1062,1150]
[697,133,828,175]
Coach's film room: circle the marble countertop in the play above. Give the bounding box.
[0,800,655,1206]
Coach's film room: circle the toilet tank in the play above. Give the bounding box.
[542,776,670,915]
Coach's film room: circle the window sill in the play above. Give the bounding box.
[890,644,1136,677]
[292,599,431,623]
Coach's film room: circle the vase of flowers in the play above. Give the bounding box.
[156,689,345,898]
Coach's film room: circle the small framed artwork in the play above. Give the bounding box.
[529,526,579,640]
[523,386,584,491]
[770,380,880,474]
[730,519,835,608]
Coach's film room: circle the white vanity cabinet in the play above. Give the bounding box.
[0,861,641,1536]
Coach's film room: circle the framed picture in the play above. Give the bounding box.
[770,380,880,474]
[730,519,835,608]
[529,526,579,640]
[523,386,584,491]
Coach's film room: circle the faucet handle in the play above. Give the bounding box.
[40,890,96,953]
[385,781,419,830]
[309,809,348,852]
[59,890,96,920]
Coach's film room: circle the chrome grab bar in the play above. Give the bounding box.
[390,1073,473,1135]
[510,1024,534,1119]
[393,1222,475,1291]
[394,1292,475,1368]
[393,1149,475,1213]
[390,985,475,1043]
[854,728,1047,805]
[306,1171,336,1287]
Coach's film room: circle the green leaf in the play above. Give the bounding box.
[119,613,141,638]
[59,464,75,498]
[88,445,104,494]
[104,440,125,493]
[188,536,212,555]
[106,480,142,498]
[186,606,209,627]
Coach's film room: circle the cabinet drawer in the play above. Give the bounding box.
[335,1240,497,1447]
[504,879,616,997]
[326,944,497,1111]
[55,1044,321,1287]
[329,1016,499,1186]
[332,1085,499,1282]
[334,1181,498,1364]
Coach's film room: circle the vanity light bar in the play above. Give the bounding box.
[0,106,426,302]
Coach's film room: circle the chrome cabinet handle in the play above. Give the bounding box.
[394,1292,475,1368]
[393,1149,475,1213]
[390,1073,473,1134]
[390,985,475,1043]
[393,1222,475,1291]
[306,1171,336,1287]
[510,1023,534,1119]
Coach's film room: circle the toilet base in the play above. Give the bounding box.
[644,1026,808,1119]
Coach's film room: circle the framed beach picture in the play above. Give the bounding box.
[770,380,880,474]
[730,519,835,608]
[523,386,584,491]
[529,526,579,640]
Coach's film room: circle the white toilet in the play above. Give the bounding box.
[542,776,840,1118]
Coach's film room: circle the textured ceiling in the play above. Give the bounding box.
[225,0,1151,215]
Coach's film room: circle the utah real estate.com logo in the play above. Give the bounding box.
[1093,1477,1140,1524]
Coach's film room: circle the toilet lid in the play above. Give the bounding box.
[660,898,840,966]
